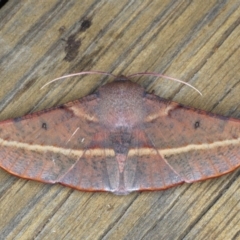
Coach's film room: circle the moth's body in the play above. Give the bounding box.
[0,76,239,194]
[98,78,145,129]
[94,78,148,193]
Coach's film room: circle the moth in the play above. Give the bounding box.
[0,72,239,195]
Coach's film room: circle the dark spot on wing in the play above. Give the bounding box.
[194,121,200,129]
[42,122,47,130]
[13,117,22,122]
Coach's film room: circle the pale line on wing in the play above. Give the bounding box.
[128,137,240,157]
[0,138,115,158]
[66,127,80,144]
[0,136,239,159]
[69,106,98,122]
[145,104,178,122]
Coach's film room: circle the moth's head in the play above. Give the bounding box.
[97,76,146,129]
[99,75,144,95]
[114,75,129,81]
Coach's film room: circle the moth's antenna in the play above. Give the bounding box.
[127,72,202,96]
[41,71,116,89]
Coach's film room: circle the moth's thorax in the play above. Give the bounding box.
[98,80,145,129]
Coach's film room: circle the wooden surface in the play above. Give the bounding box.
[0,1,240,239]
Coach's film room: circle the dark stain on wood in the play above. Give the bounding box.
[0,0,8,8]
[63,19,91,61]
[58,26,66,35]
[64,34,81,62]
[79,19,92,32]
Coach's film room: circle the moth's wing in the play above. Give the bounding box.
[58,131,120,193]
[59,127,182,195]
[0,94,115,192]
[142,94,240,184]
[120,129,184,194]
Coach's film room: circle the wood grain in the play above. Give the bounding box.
[0,0,239,239]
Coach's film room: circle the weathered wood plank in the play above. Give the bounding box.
[0,0,239,239]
